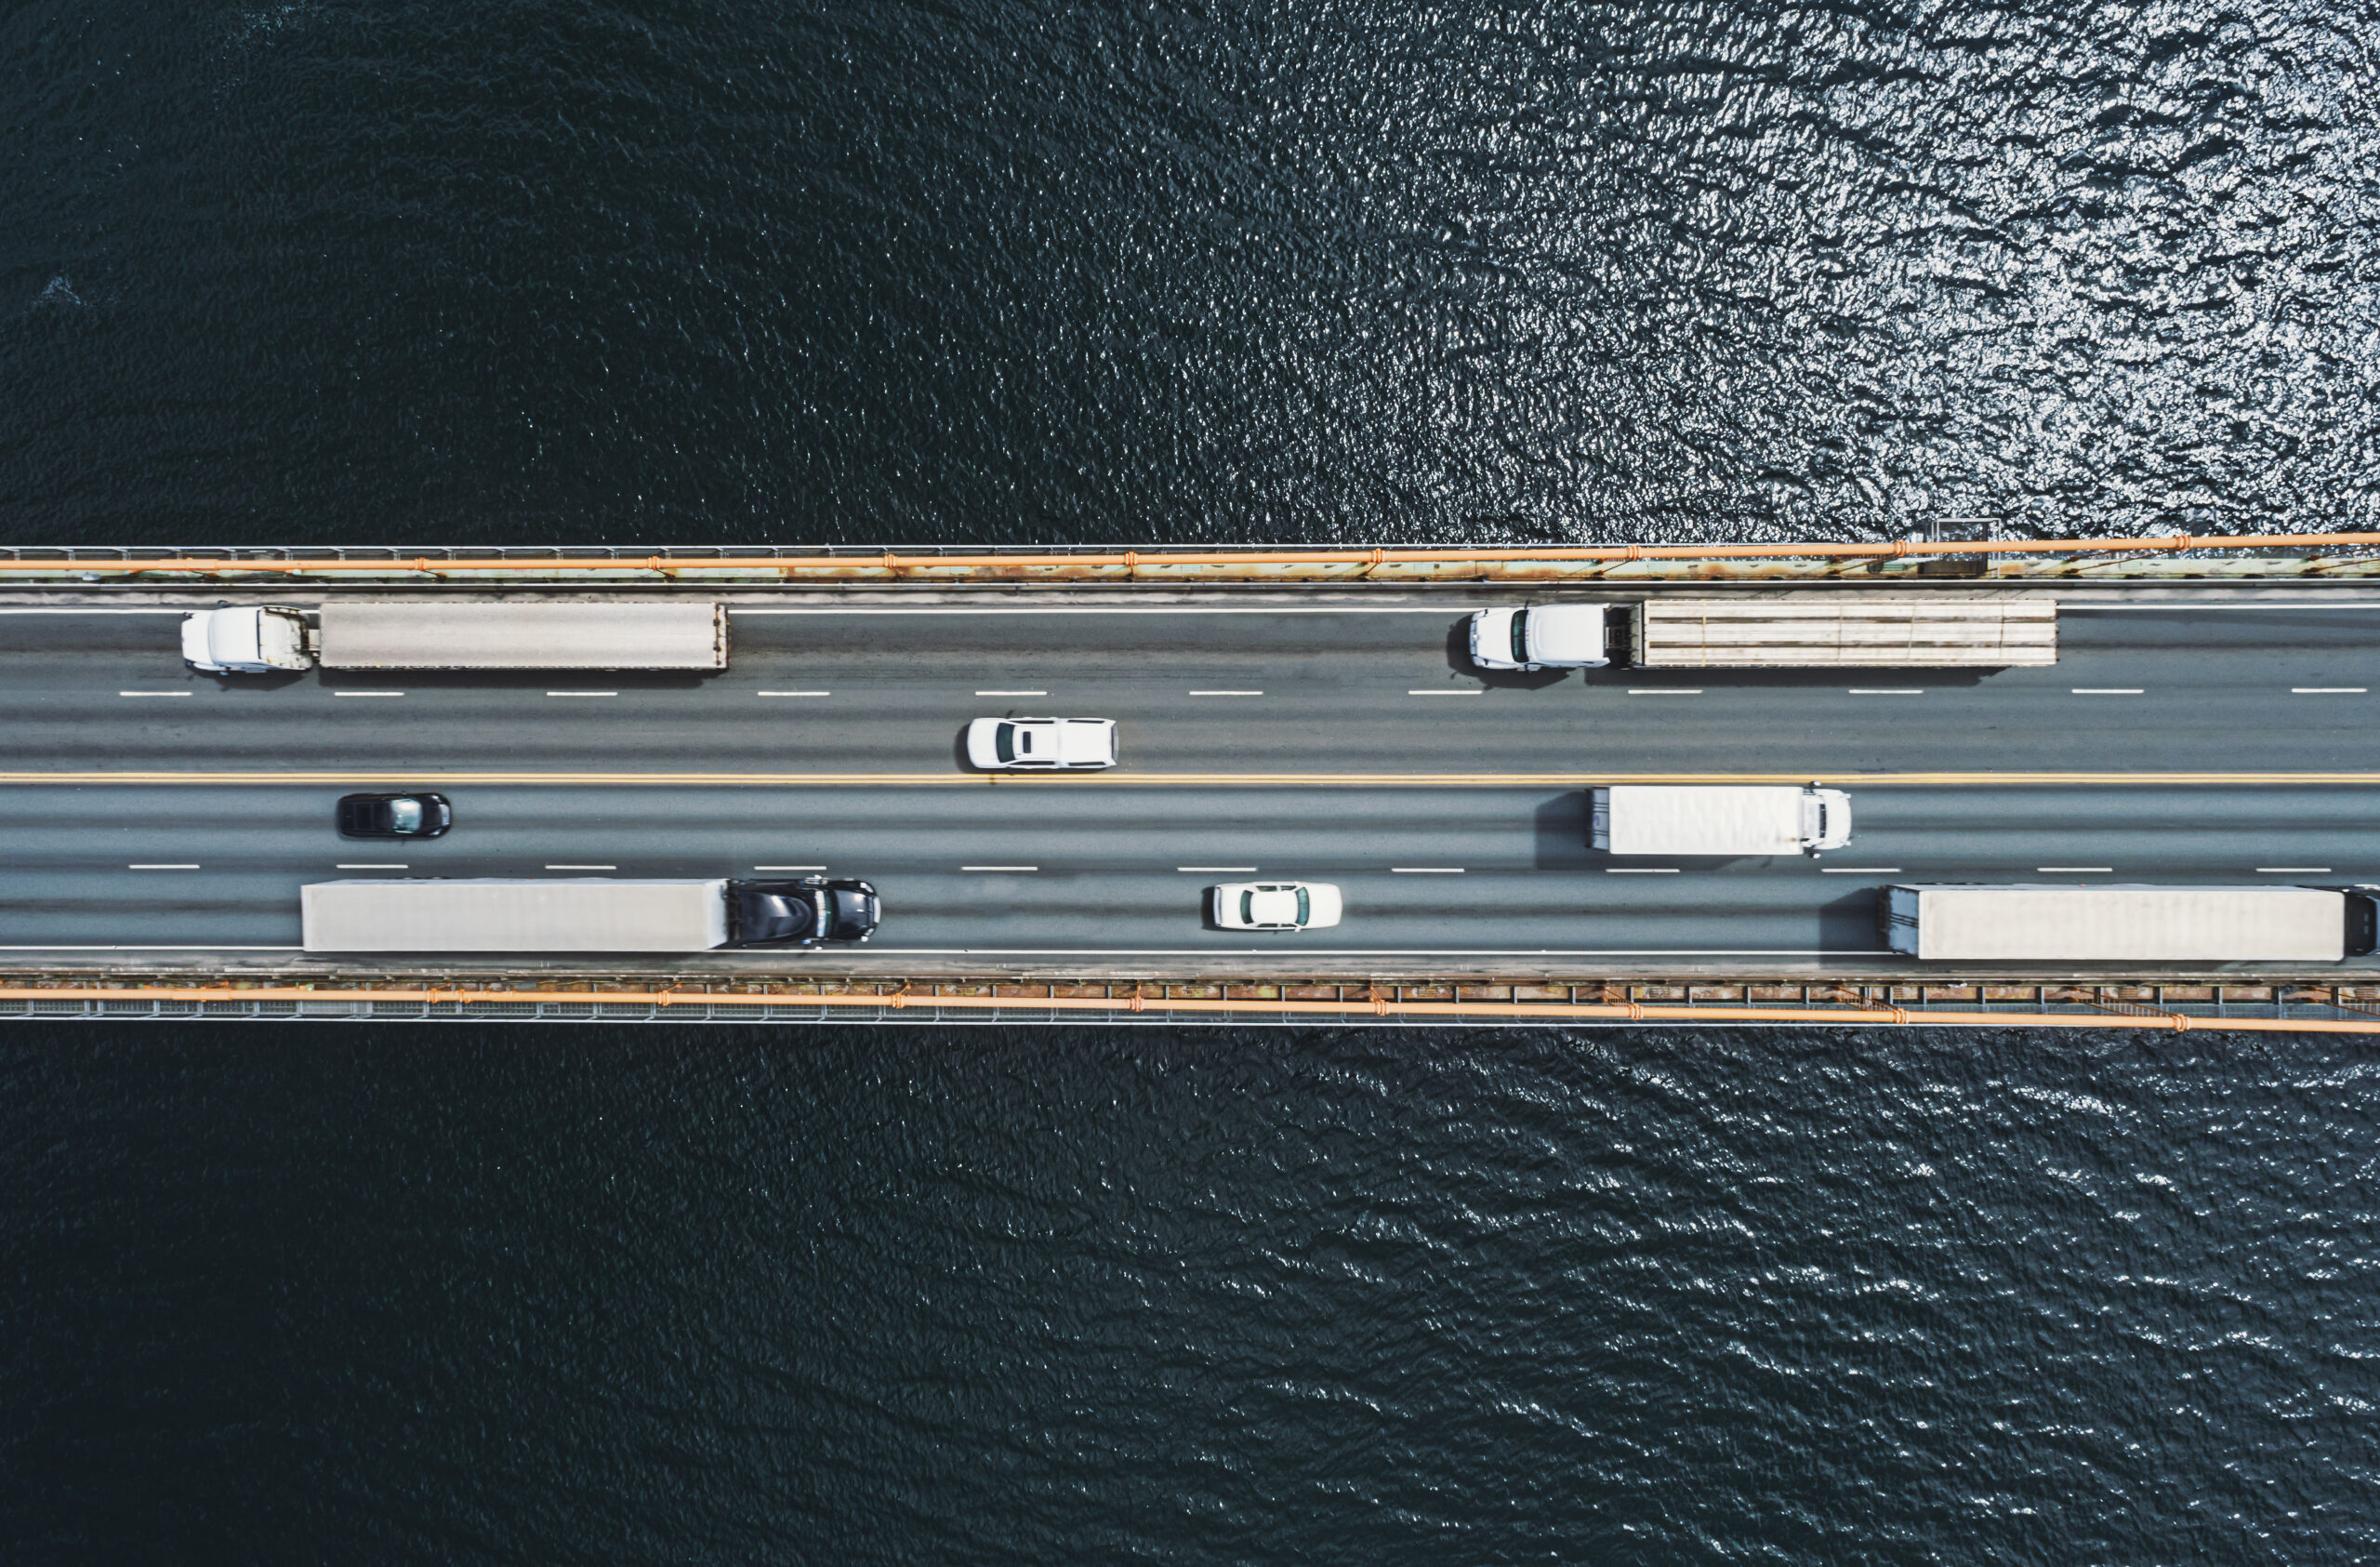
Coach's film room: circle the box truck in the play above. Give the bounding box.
[300,877,877,953]
[1629,596,2056,668]
[1591,785,1852,857]
[1879,884,2380,963]
[182,601,729,673]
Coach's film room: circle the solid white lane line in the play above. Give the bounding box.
[118,690,191,697]
[1391,867,1464,873]
[2038,866,2113,873]
[1408,689,1482,697]
[2070,688,2143,695]
[127,863,199,870]
[1187,690,1263,697]
[753,865,826,870]
[975,689,1046,697]
[1820,868,1901,874]
[336,863,408,870]
[335,691,404,698]
[2257,867,2334,873]
[1178,866,1257,872]
[757,690,831,697]
[2293,687,2366,694]
[1628,689,1703,697]
[1605,867,1679,873]
[547,691,617,697]
[547,863,616,870]
[961,865,1038,871]
[1848,688,1924,696]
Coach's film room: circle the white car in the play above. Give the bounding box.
[965,716,1118,770]
[1468,604,1613,671]
[1209,882,1342,931]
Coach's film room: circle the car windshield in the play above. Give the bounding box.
[1239,890,1256,923]
[994,724,1016,764]
[1511,610,1530,664]
[1295,887,1310,924]
[386,799,422,831]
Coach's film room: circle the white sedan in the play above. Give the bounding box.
[1209,882,1343,931]
[965,716,1118,770]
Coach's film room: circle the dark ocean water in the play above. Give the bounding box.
[4,1024,2377,1562]
[6,0,2380,1558]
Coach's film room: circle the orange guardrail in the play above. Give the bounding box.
[3,984,2368,1031]
[2,531,2379,576]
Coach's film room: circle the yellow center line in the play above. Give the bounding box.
[1,771,2378,787]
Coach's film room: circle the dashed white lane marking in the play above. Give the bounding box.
[2293,687,2366,694]
[1391,867,1464,873]
[961,865,1038,871]
[1848,688,1924,696]
[1627,689,1703,697]
[974,689,1046,697]
[757,691,831,697]
[1820,868,1900,873]
[335,691,404,698]
[127,863,199,870]
[2257,867,2334,873]
[1605,867,1678,873]
[546,863,616,870]
[2070,688,2143,695]
[1178,866,1257,872]
[1187,690,1263,697]
[753,865,826,870]
[1407,689,1482,697]
[2038,866,2113,873]
[546,691,617,697]
[336,863,408,870]
[118,690,191,697]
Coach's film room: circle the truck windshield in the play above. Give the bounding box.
[1511,610,1530,664]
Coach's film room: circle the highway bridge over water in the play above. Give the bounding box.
[4,579,2377,982]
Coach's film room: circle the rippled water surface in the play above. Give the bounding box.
[6,0,2380,1558]
[4,1024,2376,1561]
[7,0,2380,544]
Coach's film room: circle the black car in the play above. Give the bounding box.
[727,877,879,947]
[337,792,452,838]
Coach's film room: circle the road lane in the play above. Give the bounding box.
[1,598,2378,776]
[2,784,2376,963]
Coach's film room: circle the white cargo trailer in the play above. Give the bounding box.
[182,601,728,673]
[301,876,879,953]
[1631,596,2056,668]
[1879,883,2379,963]
[1591,785,1852,857]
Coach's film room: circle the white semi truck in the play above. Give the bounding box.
[1630,596,2057,668]
[1880,884,2380,962]
[182,601,729,673]
[1591,785,1852,857]
[300,877,879,953]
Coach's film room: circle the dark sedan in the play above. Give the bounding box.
[336,792,453,838]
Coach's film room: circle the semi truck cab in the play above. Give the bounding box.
[181,606,313,673]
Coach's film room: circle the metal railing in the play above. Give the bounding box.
[2,978,2374,1029]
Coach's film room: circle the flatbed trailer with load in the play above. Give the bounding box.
[1630,596,2056,668]
[1880,883,2379,963]
[183,601,729,672]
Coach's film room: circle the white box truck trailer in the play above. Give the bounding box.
[1880,883,2380,963]
[1591,785,1852,857]
[300,877,878,953]
[1630,596,2056,668]
[183,601,729,673]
